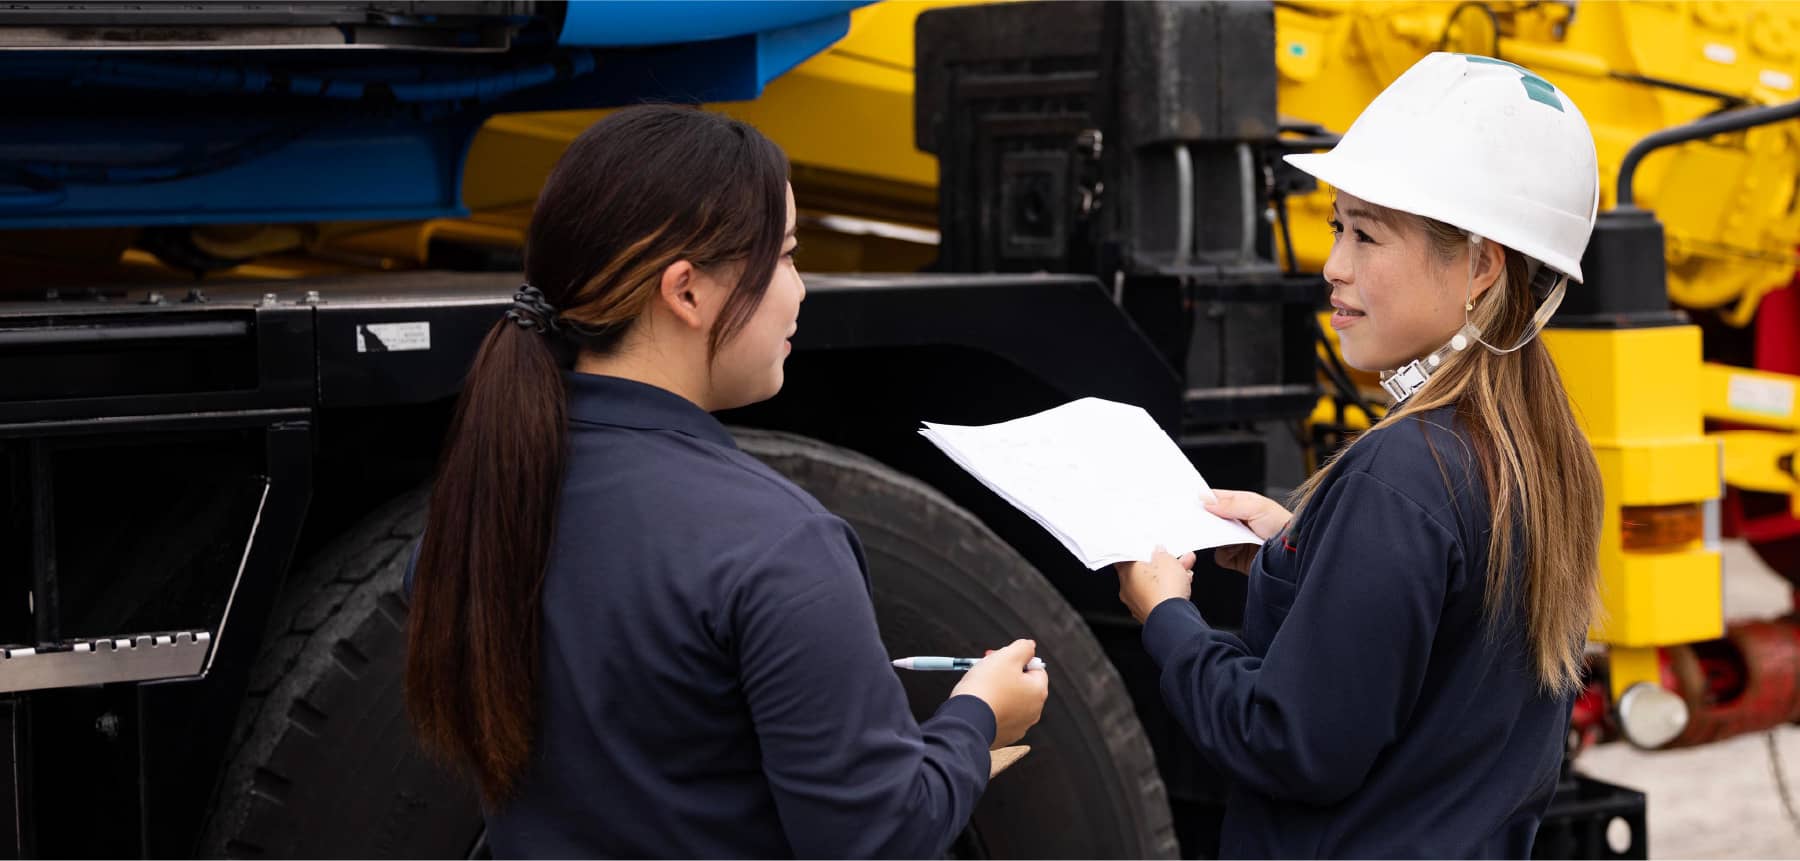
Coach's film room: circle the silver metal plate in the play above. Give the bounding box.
[0,631,212,693]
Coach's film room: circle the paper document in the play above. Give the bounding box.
[921,397,1263,570]
[990,745,1030,778]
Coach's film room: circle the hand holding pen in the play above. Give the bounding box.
[892,655,1048,672]
[917,639,1049,749]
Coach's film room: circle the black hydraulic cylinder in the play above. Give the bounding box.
[1561,207,1680,324]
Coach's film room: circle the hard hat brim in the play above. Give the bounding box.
[1283,150,1587,283]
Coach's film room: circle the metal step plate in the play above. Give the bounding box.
[0,631,211,693]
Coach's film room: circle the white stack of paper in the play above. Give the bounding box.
[921,397,1263,570]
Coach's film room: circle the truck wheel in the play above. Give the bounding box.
[203,431,1177,859]
[198,488,484,859]
[735,428,1178,859]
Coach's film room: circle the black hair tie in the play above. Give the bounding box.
[505,284,560,334]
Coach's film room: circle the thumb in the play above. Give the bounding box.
[1204,490,1260,519]
[990,638,1037,665]
[1151,546,1191,569]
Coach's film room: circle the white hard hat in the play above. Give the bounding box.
[1284,52,1600,282]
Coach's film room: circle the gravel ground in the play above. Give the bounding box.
[1576,540,1800,859]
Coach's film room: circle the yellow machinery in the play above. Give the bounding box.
[1277,1,1800,323]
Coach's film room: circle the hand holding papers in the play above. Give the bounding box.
[920,398,1263,570]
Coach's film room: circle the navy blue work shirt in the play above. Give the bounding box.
[1143,406,1571,858]
[481,372,995,858]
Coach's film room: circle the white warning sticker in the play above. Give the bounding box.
[1728,374,1794,418]
[356,322,431,353]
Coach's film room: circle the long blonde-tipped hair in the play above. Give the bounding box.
[1292,207,1603,697]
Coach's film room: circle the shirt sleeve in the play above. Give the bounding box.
[730,513,995,859]
[1141,470,1456,806]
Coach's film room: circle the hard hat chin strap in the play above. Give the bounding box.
[1379,322,1481,403]
[1379,234,1569,405]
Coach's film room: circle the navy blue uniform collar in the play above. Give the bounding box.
[564,371,737,449]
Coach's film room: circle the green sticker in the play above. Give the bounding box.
[1460,54,1565,111]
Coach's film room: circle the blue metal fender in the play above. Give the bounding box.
[0,1,865,229]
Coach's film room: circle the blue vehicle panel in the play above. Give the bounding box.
[0,1,861,229]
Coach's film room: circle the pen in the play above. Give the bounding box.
[891,656,1047,672]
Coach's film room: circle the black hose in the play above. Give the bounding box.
[1312,316,1380,424]
[1619,98,1800,207]
[1607,72,1749,110]
[1273,192,1301,275]
[1269,161,1378,424]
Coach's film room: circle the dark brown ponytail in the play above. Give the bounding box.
[405,104,789,806]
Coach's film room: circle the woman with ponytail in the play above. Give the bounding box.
[405,105,1047,858]
[1115,54,1605,857]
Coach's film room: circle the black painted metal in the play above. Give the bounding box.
[2,262,1200,854]
[913,0,1317,464]
[25,443,54,646]
[0,699,20,859]
[1536,771,1649,860]
[918,0,1279,281]
[300,270,1188,427]
[140,422,314,857]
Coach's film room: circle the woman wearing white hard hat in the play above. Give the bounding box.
[1115,52,1604,857]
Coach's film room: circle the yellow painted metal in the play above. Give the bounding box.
[1607,645,1664,702]
[1594,441,1721,506]
[1544,327,1704,446]
[1699,361,1800,514]
[1716,430,1800,495]
[1702,361,1800,429]
[1590,546,1723,647]
[709,0,958,213]
[1544,324,1723,649]
[1274,1,1800,326]
[1308,392,1375,433]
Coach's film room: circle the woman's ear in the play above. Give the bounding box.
[1469,235,1507,301]
[656,260,706,330]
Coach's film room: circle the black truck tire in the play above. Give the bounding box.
[197,487,483,859]
[734,429,1177,859]
[201,430,1176,859]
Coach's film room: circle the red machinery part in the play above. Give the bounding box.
[1568,674,1614,755]
[1743,279,1800,585]
[1663,618,1800,747]
[1569,619,1800,755]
